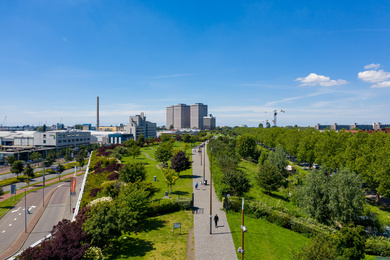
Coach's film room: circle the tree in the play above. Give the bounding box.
[266,121,271,128]
[182,134,191,143]
[256,161,284,194]
[76,153,85,169]
[292,234,337,260]
[57,164,65,181]
[23,163,34,178]
[169,124,174,129]
[155,142,173,167]
[160,134,171,142]
[123,139,136,148]
[30,152,42,162]
[137,134,145,147]
[119,162,147,183]
[236,134,258,161]
[11,161,24,179]
[328,169,366,224]
[64,148,72,162]
[332,224,366,260]
[258,123,264,128]
[5,155,16,166]
[44,154,55,167]
[170,150,192,173]
[128,145,141,160]
[267,144,288,175]
[163,168,179,194]
[183,143,190,151]
[294,169,366,225]
[222,169,251,196]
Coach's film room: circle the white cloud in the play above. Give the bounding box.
[358,69,390,83]
[296,73,347,87]
[371,81,390,88]
[364,63,381,70]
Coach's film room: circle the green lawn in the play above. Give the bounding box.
[121,142,195,200]
[227,212,310,260]
[104,210,193,259]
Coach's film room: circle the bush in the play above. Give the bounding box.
[366,236,390,257]
[90,188,102,198]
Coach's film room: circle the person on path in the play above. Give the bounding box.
[195,182,198,189]
[214,214,219,228]
[200,181,203,190]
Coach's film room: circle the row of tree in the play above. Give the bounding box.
[233,127,390,204]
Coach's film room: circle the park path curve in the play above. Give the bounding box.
[192,143,237,260]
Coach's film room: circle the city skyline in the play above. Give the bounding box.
[1,1,390,127]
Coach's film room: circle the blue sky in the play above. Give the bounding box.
[1,0,390,127]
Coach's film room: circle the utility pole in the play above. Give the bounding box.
[70,177,72,213]
[241,198,245,260]
[209,147,212,234]
[42,165,45,207]
[24,189,27,233]
[203,145,205,182]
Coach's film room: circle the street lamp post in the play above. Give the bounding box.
[209,147,212,235]
[24,189,27,233]
[203,145,205,182]
[42,164,45,207]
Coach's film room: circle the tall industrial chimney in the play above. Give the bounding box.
[96,96,99,131]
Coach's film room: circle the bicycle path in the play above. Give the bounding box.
[192,143,237,260]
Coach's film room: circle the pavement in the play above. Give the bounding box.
[0,171,85,259]
[192,143,238,260]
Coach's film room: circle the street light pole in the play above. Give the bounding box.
[42,165,45,207]
[209,147,212,235]
[241,197,245,260]
[24,189,27,233]
[203,145,205,182]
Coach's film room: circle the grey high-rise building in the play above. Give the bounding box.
[173,104,190,129]
[166,105,174,129]
[125,112,156,140]
[203,114,216,130]
[190,103,208,129]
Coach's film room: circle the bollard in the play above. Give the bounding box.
[154,176,157,181]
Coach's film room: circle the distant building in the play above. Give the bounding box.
[315,122,390,131]
[124,112,156,140]
[83,124,91,130]
[190,103,208,129]
[34,130,91,148]
[173,104,190,129]
[167,103,211,130]
[98,126,118,131]
[203,114,216,130]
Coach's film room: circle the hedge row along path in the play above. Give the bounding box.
[192,143,237,260]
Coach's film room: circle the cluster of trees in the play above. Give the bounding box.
[208,137,251,197]
[234,127,390,204]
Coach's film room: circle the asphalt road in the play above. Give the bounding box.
[0,174,84,255]
[1,165,86,193]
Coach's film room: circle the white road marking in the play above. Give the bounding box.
[19,213,21,216]
[9,224,12,227]
[2,230,5,233]
[11,207,21,213]
[58,184,64,187]
[14,218,17,221]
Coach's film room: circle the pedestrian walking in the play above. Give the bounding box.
[195,182,198,189]
[27,208,30,214]
[214,214,219,228]
[200,181,203,190]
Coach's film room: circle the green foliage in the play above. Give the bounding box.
[365,236,390,257]
[137,134,145,146]
[5,155,16,166]
[119,162,147,183]
[30,152,42,162]
[58,163,66,181]
[332,224,366,260]
[77,153,86,168]
[44,154,55,167]
[82,246,104,259]
[11,160,24,178]
[128,145,141,160]
[268,144,288,175]
[23,163,34,178]
[294,169,366,225]
[221,168,251,197]
[257,161,284,194]
[236,133,258,161]
[160,134,172,142]
[292,234,337,260]
[123,139,136,148]
[163,168,179,194]
[155,142,173,165]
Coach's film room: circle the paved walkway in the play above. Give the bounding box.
[192,143,237,260]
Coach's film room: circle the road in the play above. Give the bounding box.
[0,174,84,256]
[1,165,86,193]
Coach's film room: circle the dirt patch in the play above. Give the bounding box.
[187,227,195,260]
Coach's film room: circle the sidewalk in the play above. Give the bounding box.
[192,144,237,260]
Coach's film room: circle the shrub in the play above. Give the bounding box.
[365,236,390,257]
[90,188,102,198]
[107,172,119,181]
